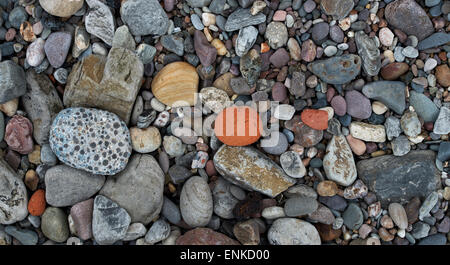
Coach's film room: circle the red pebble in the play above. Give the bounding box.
[300,109,329,130]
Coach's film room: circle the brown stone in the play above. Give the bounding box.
[314,223,341,242]
[378,227,394,241]
[317,180,339,197]
[213,72,234,96]
[233,219,260,245]
[24,169,39,191]
[176,228,240,245]
[405,196,421,224]
[380,62,409,80]
[435,64,450,87]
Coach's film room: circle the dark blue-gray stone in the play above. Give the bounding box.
[8,6,27,29]
[0,42,14,57]
[0,60,26,104]
[161,34,184,56]
[418,233,447,245]
[318,195,347,211]
[357,150,441,207]
[362,81,406,115]
[224,8,266,32]
[418,32,450,50]
[342,203,363,230]
[409,90,440,122]
[438,142,450,161]
[307,54,361,84]
[209,0,226,13]
[162,196,181,224]
[4,226,38,245]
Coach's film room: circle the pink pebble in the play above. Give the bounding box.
[5,28,16,42]
[273,10,287,21]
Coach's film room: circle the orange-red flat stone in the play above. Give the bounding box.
[214,106,262,146]
[28,189,46,216]
[300,109,329,130]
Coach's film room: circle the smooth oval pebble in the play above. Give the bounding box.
[180,176,213,227]
[151,62,199,107]
[49,107,132,175]
[39,0,84,17]
[388,203,408,230]
[268,218,321,245]
[284,196,319,217]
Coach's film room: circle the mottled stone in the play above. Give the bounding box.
[0,159,28,224]
[213,145,296,198]
[355,31,381,77]
[349,122,386,142]
[323,135,357,186]
[236,26,258,57]
[307,54,361,84]
[85,0,115,45]
[49,107,132,175]
[5,115,34,154]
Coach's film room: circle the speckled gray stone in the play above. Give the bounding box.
[49,107,132,175]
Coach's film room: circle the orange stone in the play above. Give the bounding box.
[300,109,329,130]
[28,189,46,216]
[261,43,270,53]
[214,106,262,146]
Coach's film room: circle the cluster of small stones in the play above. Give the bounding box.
[0,0,449,247]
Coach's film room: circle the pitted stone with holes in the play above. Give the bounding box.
[49,107,132,175]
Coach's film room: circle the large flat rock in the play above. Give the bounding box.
[213,145,295,198]
[357,150,441,206]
